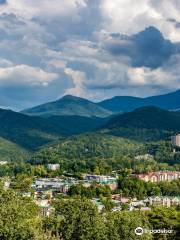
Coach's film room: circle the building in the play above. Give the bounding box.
[135,154,153,160]
[171,134,180,147]
[85,174,116,184]
[85,175,118,190]
[135,171,180,183]
[0,161,8,165]
[147,196,180,207]
[35,199,54,217]
[47,164,60,171]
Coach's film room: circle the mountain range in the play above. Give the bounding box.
[101,107,180,141]
[98,89,180,112]
[22,89,180,117]
[22,95,112,118]
[0,89,180,161]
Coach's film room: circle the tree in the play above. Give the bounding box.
[147,206,180,240]
[106,211,152,240]
[0,187,41,240]
[10,174,33,192]
[55,198,107,240]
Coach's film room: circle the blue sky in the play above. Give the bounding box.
[0,0,180,110]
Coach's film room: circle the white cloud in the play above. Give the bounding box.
[0,64,58,87]
[100,0,180,42]
[0,58,13,67]
[64,68,86,97]
[0,0,87,20]
[48,59,67,69]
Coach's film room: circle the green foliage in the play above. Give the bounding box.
[158,180,180,196]
[10,174,33,192]
[102,107,180,141]
[147,206,180,240]
[32,133,144,173]
[68,184,111,199]
[0,187,41,240]
[0,137,29,162]
[117,175,161,199]
[0,108,64,151]
[106,211,152,240]
[55,198,107,240]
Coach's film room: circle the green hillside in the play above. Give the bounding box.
[22,95,112,118]
[47,115,109,136]
[0,108,62,151]
[32,133,144,165]
[0,137,29,162]
[102,107,180,141]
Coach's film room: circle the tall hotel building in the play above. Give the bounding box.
[171,134,180,147]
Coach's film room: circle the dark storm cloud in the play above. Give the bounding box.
[106,26,179,69]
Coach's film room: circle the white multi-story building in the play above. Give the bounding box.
[171,134,180,147]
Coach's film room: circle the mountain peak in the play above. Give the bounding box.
[22,95,112,118]
[61,95,80,100]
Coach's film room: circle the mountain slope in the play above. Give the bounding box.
[0,108,62,151]
[0,108,110,153]
[32,133,143,165]
[22,95,112,118]
[101,107,180,141]
[0,137,29,162]
[98,89,180,112]
[47,115,109,136]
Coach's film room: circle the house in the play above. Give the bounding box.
[135,154,153,160]
[35,199,54,217]
[146,196,180,207]
[47,164,60,171]
[0,161,8,165]
[40,206,54,217]
[135,171,180,183]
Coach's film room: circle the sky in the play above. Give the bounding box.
[0,0,180,110]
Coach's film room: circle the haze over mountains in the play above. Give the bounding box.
[0,89,180,161]
[102,107,180,141]
[22,89,180,117]
[22,95,112,118]
[98,89,180,112]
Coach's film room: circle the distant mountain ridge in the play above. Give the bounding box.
[101,106,180,141]
[98,89,180,112]
[22,95,112,118]
[105,106,180,130]
[0,108,110,153]
[0,108,62,150]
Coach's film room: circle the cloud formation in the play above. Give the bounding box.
[0,64,58,87]
[105,26,179,68]
[0,0,179,109]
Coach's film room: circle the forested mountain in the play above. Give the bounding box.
[101,106,180,141]
[105,107,180,130]
[0,137,28,162]
[22,95,112,118]
[0,108,109,155]
[31,133,144,172]
[0,108,62,151]
[47,115,109,135]
[1,103,180,162]
[98,89,180,112]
